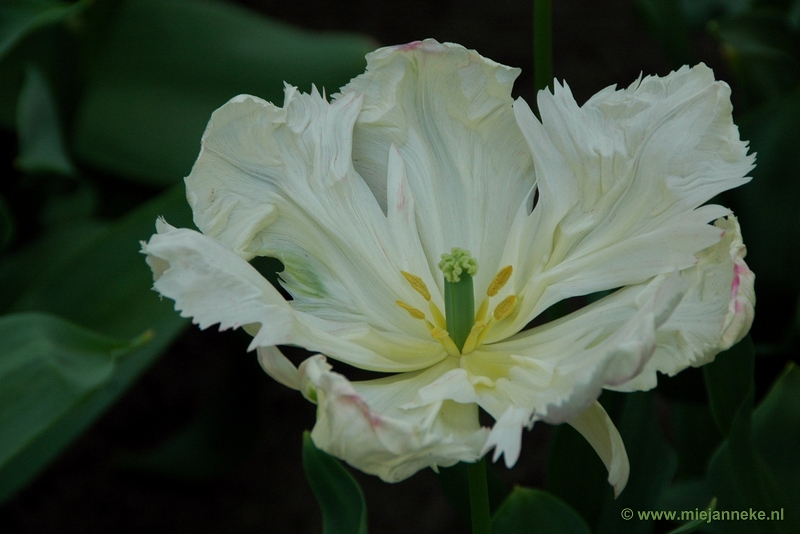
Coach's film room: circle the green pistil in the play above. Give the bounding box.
[439,248,477,352]
[438,247,478,283]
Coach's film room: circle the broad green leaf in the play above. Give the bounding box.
[0,0,88,60]
[0,184,192,502]
[8,183,192,338]
[751,364,800,516]
[734,89,800,293]
[546,391,625,528]
[302,431,368,534]
[704,339,798,533]
[0,221,109,313]
[703,337,755,438]
[15,62,74,175]
[663,497,717,534]
[72,0,375,186]
[492,487,591,534]
[0,312,147,500]
[596,392,677,534]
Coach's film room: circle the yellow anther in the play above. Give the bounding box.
[397,300,425,320]
[461,321,486,355]
[401,271,431,301]
[429,301,447,331]
[429,325,461,356]
[493,295,517,321]
[487,266,513,297]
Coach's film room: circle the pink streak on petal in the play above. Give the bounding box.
[398,41,422,51]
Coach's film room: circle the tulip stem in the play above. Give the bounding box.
[534,0,552,92]
[468,458,492,534]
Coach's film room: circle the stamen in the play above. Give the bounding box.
[487,265,513,297]
[429,325,461,356]
[493,295,517,321]
[475,298,489,323]
[396,300,426,320]
[461,320,486,354]
[401,271,431,301]
[428,301,447,331]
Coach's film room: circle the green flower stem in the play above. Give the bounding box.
[468,458,492,534]
[534,0,552,92]
[444,273,475,352]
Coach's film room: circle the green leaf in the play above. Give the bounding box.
[704,339,799,533]
[0,184,193,502]
[302,431,368,534]
[15,62,74,175]
[703,336,755,438]
[8,183,192,338]
[733,88,800,293]
[751,364,800,517]
[596,392,677,534]
[0,0,89,60]
[0,312,148,500]
[547,391,624,528]
[72,0,375,185]
[492,487,591,534]
[663,497,717,534]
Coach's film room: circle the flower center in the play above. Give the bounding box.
[395,248,517,355]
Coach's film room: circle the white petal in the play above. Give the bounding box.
[610,215,755,391]
[480,406,534,468]
[257,346,300,390]
[301,355,488,482]
[457,215,752,429]
[184,87,436,339]
[469,272,684,424]
[567,401,629,497]
[141,221,445,372]
[337,39,536,293]
[502,64,754,335]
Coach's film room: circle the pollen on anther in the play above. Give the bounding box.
[493,295,517,321]
[401,271,431,301]
[397,300,426,319]
[487,266,513,297]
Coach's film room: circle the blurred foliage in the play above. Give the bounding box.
[0,0,373,506]
[302,432,368,534]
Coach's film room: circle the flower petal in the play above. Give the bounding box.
[301,355,489,482]
[457,215,752,431]
[480,406,534,468]
[610,215,755,392]
[502,64,754,335]
[337,39,536,293]
[183,87,439,343]
[567,401,629,497]
[141,220,445,372]
[257,346,300,390]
